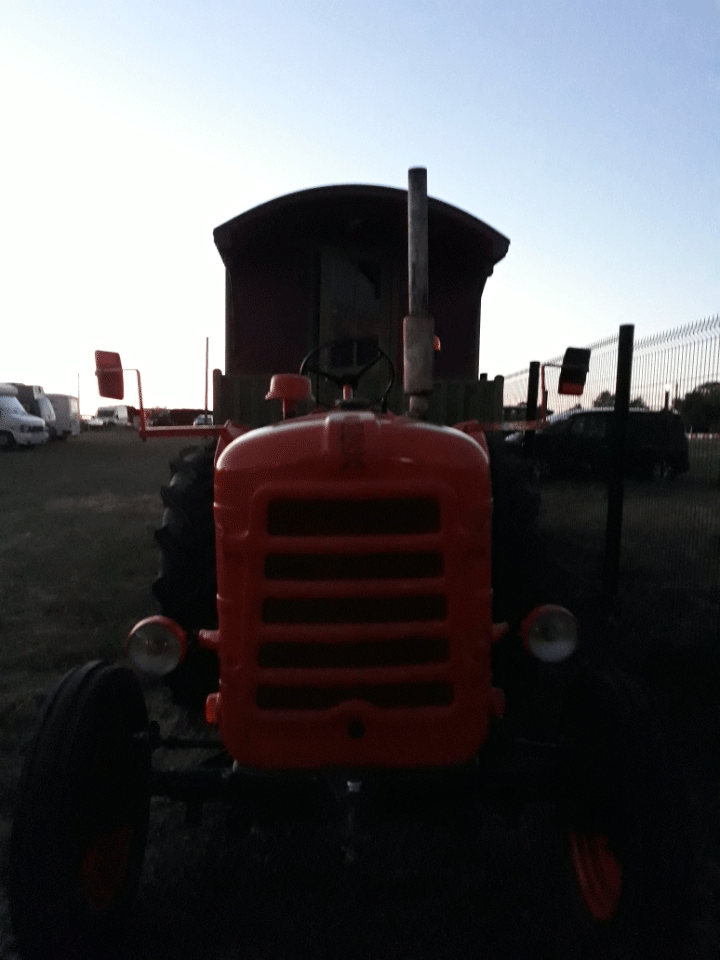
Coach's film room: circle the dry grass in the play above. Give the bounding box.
[536,462,719,651]
[690,436,720,484]
[0,431,180,670]
[0,431,180,824]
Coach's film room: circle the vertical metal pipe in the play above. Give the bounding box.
[205,337,209,413]
[404,167,434,418]
[524,361,540,457]
[212,368,222,422]
[602,323,634,609]
[408,167,429,317]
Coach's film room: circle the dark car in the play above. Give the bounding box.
[525,408,690,481]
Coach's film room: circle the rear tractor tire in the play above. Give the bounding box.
[486,435,543,624]
[152,443,220,708]
[153,443,218,630]
[8,661,150,960]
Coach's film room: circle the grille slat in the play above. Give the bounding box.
[256,682,453,711]
[268,498,440,536]
[258,636,449,669]
[258,621,446,641]
[265,550,443,581]
[262,594,447,625]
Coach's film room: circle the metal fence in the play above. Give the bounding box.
[503,315,720,649]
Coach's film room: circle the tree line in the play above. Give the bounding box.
[591,382,720,433]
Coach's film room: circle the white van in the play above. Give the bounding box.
[46,394,81,439]
[0,384,49,448]
[88,405,130,428]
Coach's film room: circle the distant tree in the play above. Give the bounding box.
[593,390,615,408]
[675,382,720,433]
[697,381,720,395]
[593,390,647,409]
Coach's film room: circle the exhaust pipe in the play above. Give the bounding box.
[403,167,435,420]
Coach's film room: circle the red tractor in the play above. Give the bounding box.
[8,170,692,959]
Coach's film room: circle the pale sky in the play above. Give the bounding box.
[1,0,718,413]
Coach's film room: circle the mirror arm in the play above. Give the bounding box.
[133,369,148,440]
[540,362,561,424]
[96,366,148,439]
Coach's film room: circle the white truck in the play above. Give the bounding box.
[0,384,49,448]
[46,394,81,439]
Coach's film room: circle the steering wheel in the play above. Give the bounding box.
[300,337,395,410]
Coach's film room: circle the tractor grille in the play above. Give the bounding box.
[256,494,451,712]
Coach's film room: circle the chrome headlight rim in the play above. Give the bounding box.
[125,615,187,677]
[521,604,579,664]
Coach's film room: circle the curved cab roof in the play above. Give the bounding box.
[214,183,509,276]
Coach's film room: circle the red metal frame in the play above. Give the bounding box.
[570,829,623,921]
[540,362,562,424]
[94,356,247,451]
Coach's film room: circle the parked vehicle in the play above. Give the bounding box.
[192,412,213,426]
[10,383,57,438]
[8,171,694,960]
[46,394,81,439]
[88,404,131,428]
[0,384,49,448]
[524,407,690,481]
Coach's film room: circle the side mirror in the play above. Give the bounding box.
[558,347,591,396]
[95,350,124,400]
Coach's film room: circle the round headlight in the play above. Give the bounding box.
[522,605,578,663]
[125,616,187,676]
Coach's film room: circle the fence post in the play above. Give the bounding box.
[602,324,634,609]
[524,361,540,458]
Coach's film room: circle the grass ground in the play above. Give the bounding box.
[534,457,720,960]
[0,429,718,958]
[0,431,180,836]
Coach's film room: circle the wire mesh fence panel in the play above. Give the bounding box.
[622,317,719,647]
[505,316,719,648]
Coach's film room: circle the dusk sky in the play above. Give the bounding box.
[2,0,718,412]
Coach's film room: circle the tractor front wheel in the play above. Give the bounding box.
[8,661,150,960]
[556,667,695,959]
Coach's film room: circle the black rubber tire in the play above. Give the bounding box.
[486,435,543,624]
[8,661,150,960]
[555,667,695,959]
[152,443,218,630]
